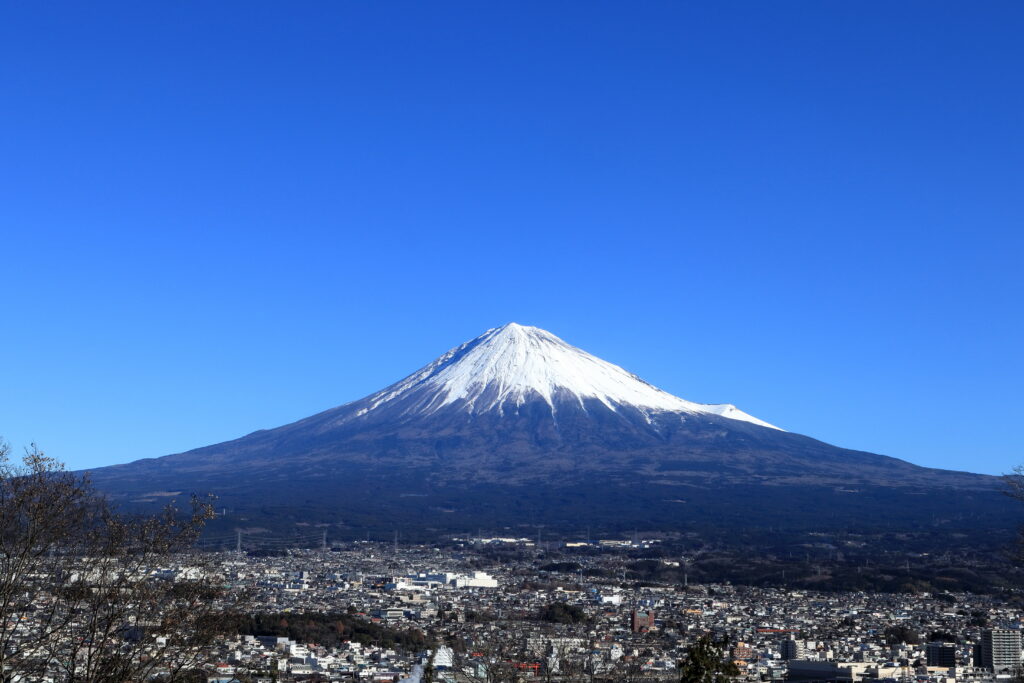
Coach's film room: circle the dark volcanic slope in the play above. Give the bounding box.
[87,324,1010,536]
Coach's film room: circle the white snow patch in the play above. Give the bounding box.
[362,323,782,430]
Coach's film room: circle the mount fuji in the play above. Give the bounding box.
[88,323,1006,537]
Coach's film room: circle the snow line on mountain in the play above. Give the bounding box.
[358,323,780,430]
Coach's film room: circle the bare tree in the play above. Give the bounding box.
[444,631,540,683]
[609,652,652,683]
[0,441,233,682]
[543,640,593,683]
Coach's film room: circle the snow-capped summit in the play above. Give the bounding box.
[358,322,779,429]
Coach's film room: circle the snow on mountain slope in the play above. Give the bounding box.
[356,323,780,430]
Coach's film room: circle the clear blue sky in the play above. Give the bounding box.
[2,2,1022,474]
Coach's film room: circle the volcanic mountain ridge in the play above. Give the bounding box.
[88,323,1006,536]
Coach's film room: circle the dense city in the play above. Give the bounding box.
[16,537,1019,683]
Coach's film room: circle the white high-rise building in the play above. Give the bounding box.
[980,629,1022,673]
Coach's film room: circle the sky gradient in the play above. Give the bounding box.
[2,2,1022,474]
